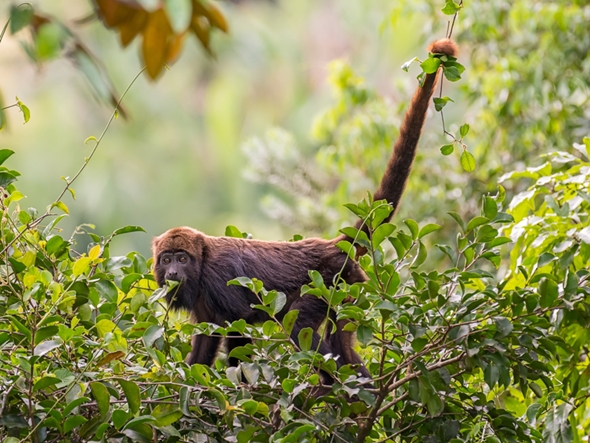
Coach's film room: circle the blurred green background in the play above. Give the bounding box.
[1,0,435,255]
[2,0,589,258]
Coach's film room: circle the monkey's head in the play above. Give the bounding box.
[152,227,205,311]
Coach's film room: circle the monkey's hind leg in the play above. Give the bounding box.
[187,334,222,366]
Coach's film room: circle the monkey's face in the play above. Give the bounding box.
[155,250,198,310]
[159,251,190,281]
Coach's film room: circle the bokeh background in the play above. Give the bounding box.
[1,0,436,255]
[1,0,588,257]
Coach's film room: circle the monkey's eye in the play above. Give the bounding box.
[179,256,187,263]
[162,257,171,264]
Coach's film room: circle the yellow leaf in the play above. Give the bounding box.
[52,201,69,214]
[73,257,92,277]
[88,245,101,261]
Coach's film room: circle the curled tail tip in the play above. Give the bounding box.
[428,38,458,57]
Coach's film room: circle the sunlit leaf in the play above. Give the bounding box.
[460,150,476,172]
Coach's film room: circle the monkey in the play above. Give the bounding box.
[152,38,458,382]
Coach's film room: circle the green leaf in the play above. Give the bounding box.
[372,223,395,247]
[72,257,91,277]
[90,382,110,417]
[0,171,17,188]
[46,235,67,256]
[112,409,130,430]
[411,241,427,268]
[389,237,406,258]
[96,319,118,338]
[356,325,372,346]
[538,277,558,308]
[447,211,465,231]
[116,380,141,415]
[433,96,453,112]
[241,363,260,384]
[483,196,498,219]
[460,150,476,172]
[440,144,454,155]
[466,216,489,233]
[529,382,543,398]
[151,404,183,426]
[225,225,244,238]
[52,201,69,214]
[459,123,470,138]
[297,327,313,351]
[282,310,299,335]
[412,337,428,352]
[111,225,146,236]
[33,376,60,392]
[336,240,355,260]
[64,415,88,434]
[282,379,296,393]
[34,326,58,345]
[494,317,513,338]
[443,65,462,82]
[124,415,157,430]
[426,391,444,416]
[63,397,90,416]
[143,325,164,348]
[543,403,573,443]
[10,4,34,34]
[420,56,441,74]
[16,97,30,123]
[441,0,462,15]
[10,316,32,343]
[418,223,441,239]
[404,219,419,239]
[34,339,61,356]
[95,279,118,302]
[0,149,15,166]
[484,362,500,389]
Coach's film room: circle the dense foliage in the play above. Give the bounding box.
[1,136,590,442]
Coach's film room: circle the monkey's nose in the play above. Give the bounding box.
[166,270,179,280]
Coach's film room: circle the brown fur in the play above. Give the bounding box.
[153,39,458,382]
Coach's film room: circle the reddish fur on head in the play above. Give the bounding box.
[152,226,204,258]
[428,38,458,57]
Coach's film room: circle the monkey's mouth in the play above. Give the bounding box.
[165,278,183,287]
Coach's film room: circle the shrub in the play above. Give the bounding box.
[1,140,590,442]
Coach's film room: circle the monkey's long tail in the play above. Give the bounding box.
[348,39,458,239]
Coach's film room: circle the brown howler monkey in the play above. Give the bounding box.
[152,39,458,381]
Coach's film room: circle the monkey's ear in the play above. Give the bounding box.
[151,236,162,257]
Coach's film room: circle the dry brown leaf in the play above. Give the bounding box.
[190,15,210,51]
[118,8,148,47]
[97,351,126,366]
[91,0,228,80]
[142,8,172,79]
[93,0,140,28]
[206,3,228,32]
[166,32,187,63]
